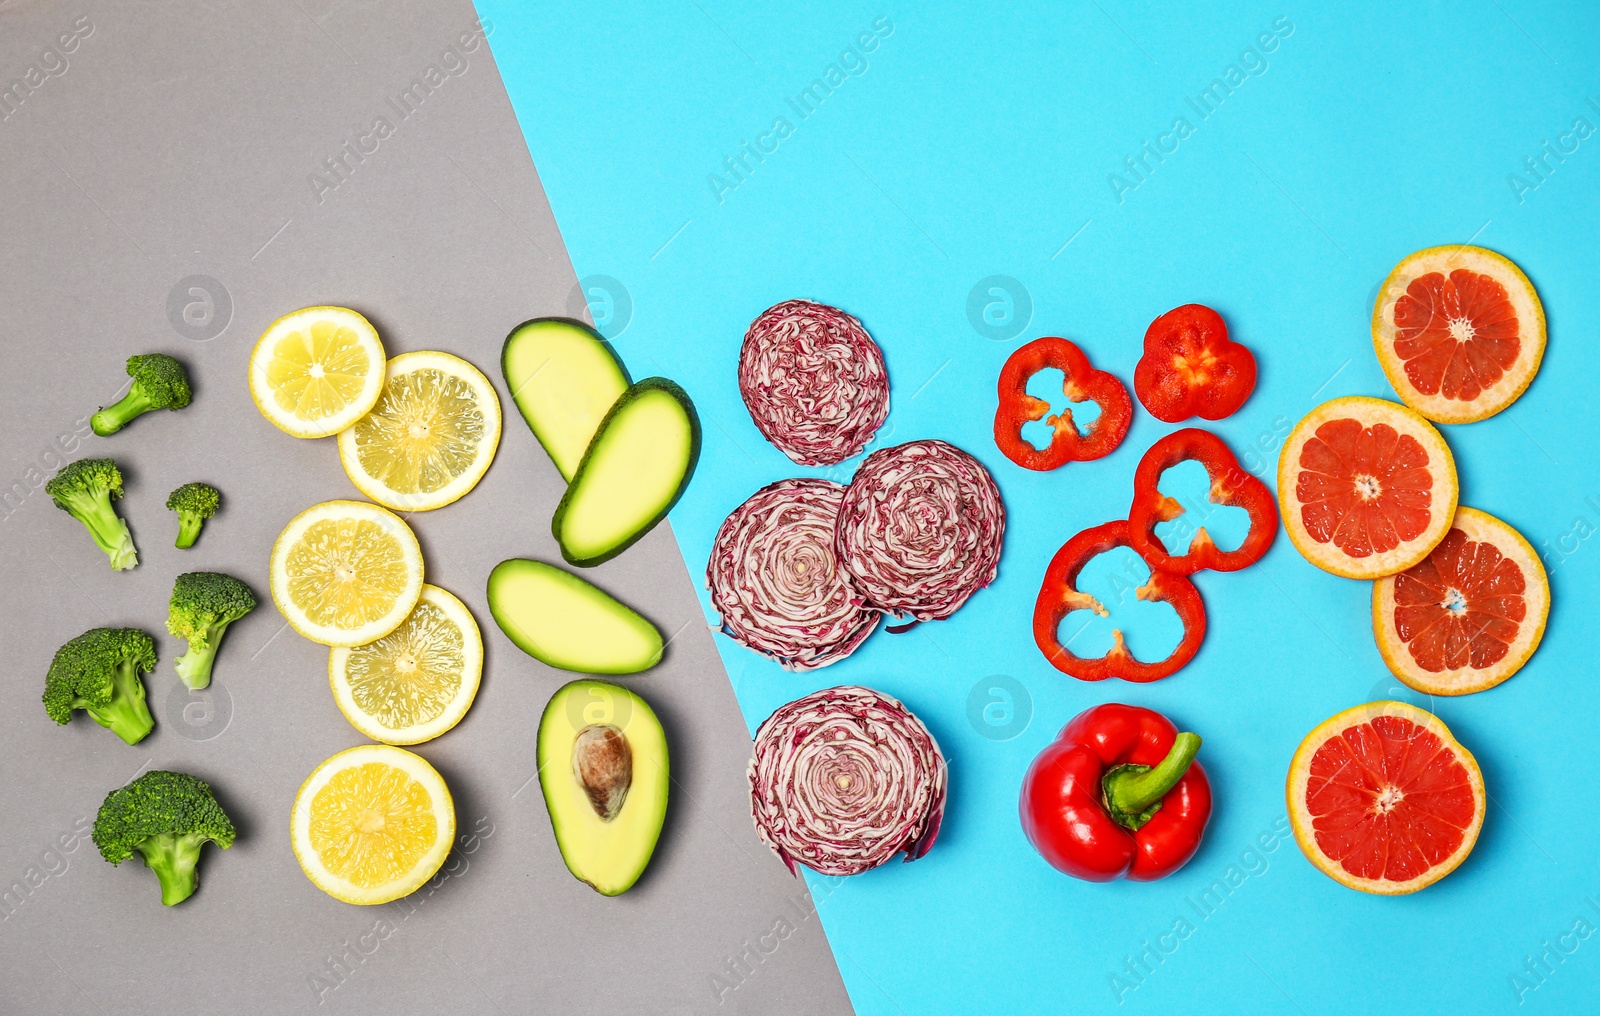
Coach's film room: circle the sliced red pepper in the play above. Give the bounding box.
[1020,703,1211,881]
[1032,520,1206,682]
[1127,428,1278,575]
[994,337,1132,470]
[1134,304,1256,422]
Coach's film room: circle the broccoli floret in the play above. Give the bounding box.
[167,571,256,690]
[42,627,156,745]
[91,353,192,436]
[92,770,236,906]
[45,457,138,570]
[166,482,220,549]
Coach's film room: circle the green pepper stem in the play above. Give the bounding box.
[1103,733,1201,832]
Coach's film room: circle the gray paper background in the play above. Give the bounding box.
[0,2,853,1012]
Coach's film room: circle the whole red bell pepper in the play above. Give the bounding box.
[994,337,1132,470]
[1134,304,1256,422]
[1127,428,1278,575]
[1033,520,1206,682]
[1021,703,1211,881]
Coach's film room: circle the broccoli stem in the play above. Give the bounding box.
[175,512,204,549]
[88,660,154,745]
[135,832,208,906]
[62,488,138,570]
[174,635,220,690]
[92,388,156,436]
[90,512,138,571]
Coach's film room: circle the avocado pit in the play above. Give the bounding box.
[573,724,633,821]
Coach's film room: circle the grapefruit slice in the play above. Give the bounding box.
[1373,507,1548,696]
[1287,701,1484,895]
[1372,246,1545,424]
[1278,397,1457,579]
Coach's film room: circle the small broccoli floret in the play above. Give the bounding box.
[43,627,156,745]
[92,770,236,906]
[91,353,192,436]
[45,457,138,570]
[167,571,256,690]
[166,482,221,548]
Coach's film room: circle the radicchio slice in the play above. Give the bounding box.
[748,685,947,876]
[835,439,1005,621]
[707,479,879,670]
[739,300,890,466]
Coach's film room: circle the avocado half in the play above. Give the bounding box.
[538,679,669,896]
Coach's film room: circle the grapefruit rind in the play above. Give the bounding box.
[1372,506,1548,697]
[1286,700,1485,896]
[1372,245,1545,425]
[1277,397,1459,580]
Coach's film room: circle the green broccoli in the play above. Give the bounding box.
[166,482,220,548]
[91,353,192,436]
[167,571,257,690]
[42,627,156,745]
[92,770,236,906]
[45,457,138,570]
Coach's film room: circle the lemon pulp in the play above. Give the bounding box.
[288,517,413,629]
[308,762,438,889]
[346,600,463,728]
[267,318,374,422]
[351,367,486,494]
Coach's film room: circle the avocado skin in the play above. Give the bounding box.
[551,377,702,567]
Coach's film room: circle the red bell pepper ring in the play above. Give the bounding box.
[1033,519,1206,682]
[1021,703,1211,881]
[1134,304,1256,423]
[1127,428,1278,575]
[994,337,1132,470]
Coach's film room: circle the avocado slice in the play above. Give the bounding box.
[552,377,700,567]
[538,680,669,896]
[487,559,663,674]
[502,318,631,481]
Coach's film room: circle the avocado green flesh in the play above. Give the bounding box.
[502,319,630,481]
[487,560,663,674]
[554,379,699,567]
[539,680,669,896]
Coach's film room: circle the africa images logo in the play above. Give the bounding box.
[1107,16,1293,205]
[707,17,894,205]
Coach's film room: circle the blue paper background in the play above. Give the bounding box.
[479,2,1600,1012]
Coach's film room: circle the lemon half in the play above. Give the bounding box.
[329,584,482,744]
[270,500,424,647]
[250,307,387,439]
[337,350,502,511]
[291,744,455,905]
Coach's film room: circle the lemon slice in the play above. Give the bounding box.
[337,350,502,511]
[329,584,482,744]
[291,744,455,905]
[250,307,387,438]
[270,500,424,647]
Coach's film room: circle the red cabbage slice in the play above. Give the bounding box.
[739,300,890,466]
[748,686,947,876]
[708,478,879,670]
